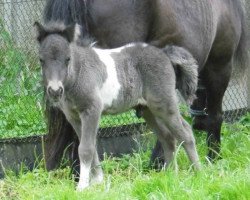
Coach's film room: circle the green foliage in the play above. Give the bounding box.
[100,110,144,128]
[0,114,249,200]
[0,20,46,138]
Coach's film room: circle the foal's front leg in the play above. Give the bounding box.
[90,150,104,184]
[77,104,102,191]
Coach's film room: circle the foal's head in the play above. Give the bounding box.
[34,21,81,102]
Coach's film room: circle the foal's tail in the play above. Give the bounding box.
[163,46,198,105]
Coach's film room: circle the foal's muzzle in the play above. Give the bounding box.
[47,81,64,101]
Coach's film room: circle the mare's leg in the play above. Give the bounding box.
[191,81,208,131]
[150,140,165,169]
[148,95,200,169]
[44,105,76,171]
[202,60,232,160]
[70,136,80,181]
[142,108,176,169]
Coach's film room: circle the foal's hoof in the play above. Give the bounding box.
[193,162,202,171]
[91,174,104,185]
[76,182,89,192]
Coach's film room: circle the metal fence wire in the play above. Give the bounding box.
[0,0,249,139]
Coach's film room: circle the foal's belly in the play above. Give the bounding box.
[102,99,140,115]
[102,92,145,115]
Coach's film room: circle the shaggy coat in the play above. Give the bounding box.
[35,22,200,190]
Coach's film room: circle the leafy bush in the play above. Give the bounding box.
[0,20,46,139]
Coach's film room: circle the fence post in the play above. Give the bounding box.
[248,69,250,109]
[3,0,12,34]
[247,0,250,110]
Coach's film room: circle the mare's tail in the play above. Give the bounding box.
[233,0,249,76]
[163,46,198,105]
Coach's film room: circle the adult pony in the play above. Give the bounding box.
[43,0,248,171]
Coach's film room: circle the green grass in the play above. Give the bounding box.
[0,113,249,200]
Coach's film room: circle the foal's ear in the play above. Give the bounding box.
[34,21,47,43]
[63,24,81,43]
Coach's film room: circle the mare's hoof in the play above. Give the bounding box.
[207,152,222,163]
[149,158,165,171]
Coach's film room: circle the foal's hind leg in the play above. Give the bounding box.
[148,98,200,169]
[168,114,200,169]
[142,108,176,169]
[180,117,201,168]
[169,115,200,169]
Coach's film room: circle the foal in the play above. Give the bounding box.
[35,22,200,191]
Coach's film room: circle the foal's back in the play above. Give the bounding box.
[84,43,176,114]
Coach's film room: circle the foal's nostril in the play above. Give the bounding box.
[47,86,63,99]
[58,86,63,96]
[48,86,53,96]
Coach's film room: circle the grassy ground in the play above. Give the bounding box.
[0,113,249,200]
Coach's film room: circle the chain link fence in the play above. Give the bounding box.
[0,0,249,140]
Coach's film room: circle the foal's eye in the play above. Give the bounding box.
[65,57,71,65]
[39,58,44,65]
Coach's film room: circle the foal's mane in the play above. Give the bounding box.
[41,21,67,34]
[76,35,96,47]
[35,21,95,47]
[35,21,70,42]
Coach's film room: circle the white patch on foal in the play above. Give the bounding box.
[138,98,147,106]
[74,24,81,41]
[94,48,121,108]
[47,80,63,91]
[77,161,91,191]
[108,43,136,53]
